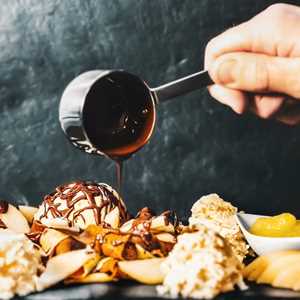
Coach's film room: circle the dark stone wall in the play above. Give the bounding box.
[1,0,300,217]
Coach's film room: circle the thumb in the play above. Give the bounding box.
[209,52,300,99]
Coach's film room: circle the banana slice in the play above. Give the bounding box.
[118,258,165,284]
[0,204,30,233]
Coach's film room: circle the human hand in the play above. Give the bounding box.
[205,3,300,125]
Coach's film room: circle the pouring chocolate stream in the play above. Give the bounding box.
[59,69,213,190]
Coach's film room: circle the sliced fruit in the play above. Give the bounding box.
[257,253,300,284]
[65,272,115,284]
[40,228,69,255]
[69,252,100,279]
[104,207,120,228]
[0,204,30,233]
[55,237,84,255]
[118,258,165,284]
[95,257,118,274]
[120,219,134,232]
[151,216,174,233]
[18,205,38,224]
[41,218,80,232]
[273,263,300,290]
[36,249,95,291]
[102,232,137,260]
[243,250,298,281]
[156,232,176,243]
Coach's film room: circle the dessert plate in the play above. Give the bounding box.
[235,213,300,255]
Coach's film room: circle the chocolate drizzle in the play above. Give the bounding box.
[38,181,129,228]
[0,219,7,229]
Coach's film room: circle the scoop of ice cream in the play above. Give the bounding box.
[157,226,246,299]
[0,229,42,299]
[188,193,249,262]
[34,181,129,230]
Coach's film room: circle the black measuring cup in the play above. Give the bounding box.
[59,69,213,159]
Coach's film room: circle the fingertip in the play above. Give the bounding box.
[208,84,248,114]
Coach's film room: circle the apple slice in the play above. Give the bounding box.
[118,258,165,284]
[0,204,30,233]
[18,205,38,224]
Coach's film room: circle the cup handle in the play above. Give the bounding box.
[151,70,213,104]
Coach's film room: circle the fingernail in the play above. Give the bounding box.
[216,59,237,84]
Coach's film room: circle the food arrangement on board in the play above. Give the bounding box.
[1,186,300,299]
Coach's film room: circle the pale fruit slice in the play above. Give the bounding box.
[41,218,80,232]
[273,263,300,290]
[118,258,165,284]
[120,219,134,233]
[18,205,38,224]
[257,253,300,284]
[40,228,69,255]
[65,272,115,284]
[0,204,30,233]
[151,216,174,233]
[156,232,176,243]
[243,250,298,281]
[36,249,95,291]
[104,207,120,228]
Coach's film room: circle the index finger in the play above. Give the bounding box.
[204,22,251,70]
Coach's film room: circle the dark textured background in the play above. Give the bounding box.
[1,0,300,218]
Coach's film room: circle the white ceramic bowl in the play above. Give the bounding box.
[235,213,300,256]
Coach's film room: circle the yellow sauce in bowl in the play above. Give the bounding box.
[250,213,300,237]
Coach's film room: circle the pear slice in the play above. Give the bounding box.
[36,249,95,291]
[40,228,69,255]
[18,205,38,224]
[156,233,176,243]
[120,219,134,233]
[41,218,80,232]
[0,204,30,233]
[257,253,300,284]
[104,207,120,228]
[151,216,174,233]
[273,263,300,290]
[65,272,115,284]
[118,258,165,284]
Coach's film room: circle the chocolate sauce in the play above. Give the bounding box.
[82,73,155,191]
[38,182,130,227]
[0,200,9,214]
[116,160,123,192]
